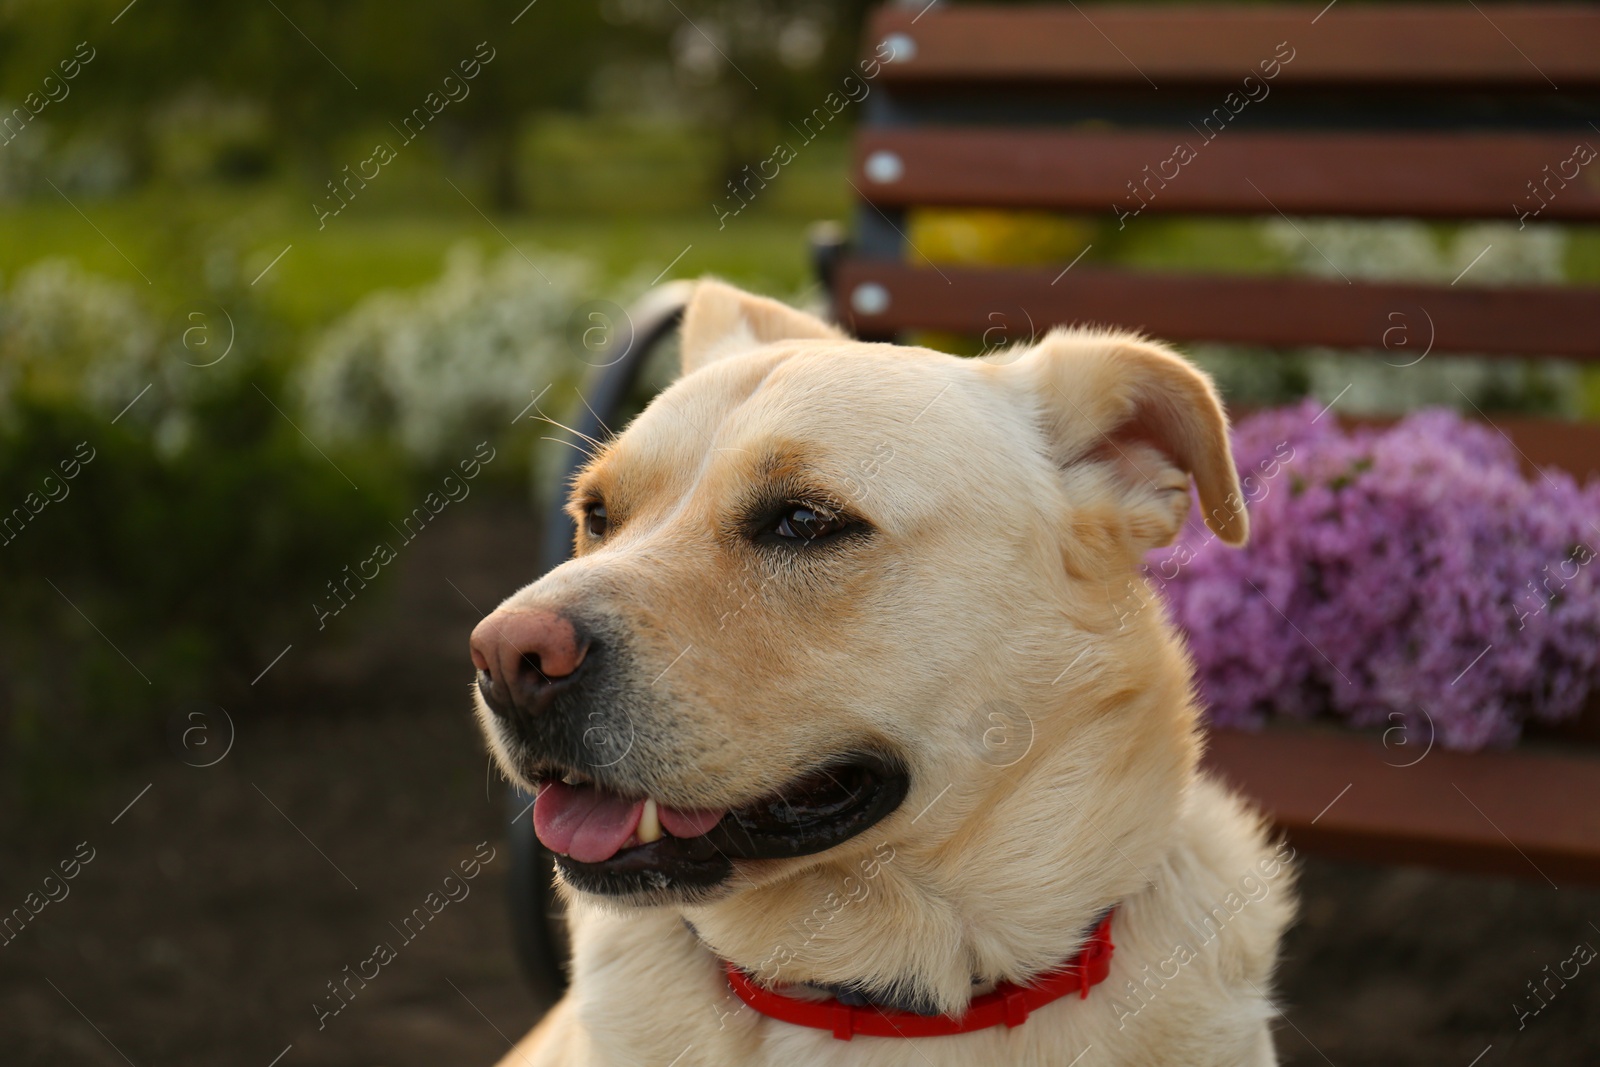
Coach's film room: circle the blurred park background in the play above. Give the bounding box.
[2,0,1599,1064]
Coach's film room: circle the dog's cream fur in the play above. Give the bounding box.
[481,280,1295,1066]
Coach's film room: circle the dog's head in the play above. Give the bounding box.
[472,280,1245,929]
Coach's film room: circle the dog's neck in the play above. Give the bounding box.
[679,846,1139,1016]
[679,917,950,1016]
[680,769,1175,1014]
[683,904,1118,1017]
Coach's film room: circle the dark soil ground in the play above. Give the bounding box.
[2,496,1595,1065]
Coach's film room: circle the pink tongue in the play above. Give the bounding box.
[533,781,728,863]
[534,782,644,863]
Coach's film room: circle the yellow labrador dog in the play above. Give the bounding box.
[470,280,1295,1066]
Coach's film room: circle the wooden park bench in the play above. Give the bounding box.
[510,3,1600,991]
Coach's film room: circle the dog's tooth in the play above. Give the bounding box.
[638,798,662,844]
[561,772,579,785]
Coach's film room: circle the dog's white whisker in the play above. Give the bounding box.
[530,400,606,450]
[575,391,615,440]
[535,418,605,452]
[511,383,554,425]
[538,434,596,456]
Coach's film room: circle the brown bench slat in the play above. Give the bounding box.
[833,258,1600,360]
[853,129,1600,221]
[1322,414,1600,483]
[1203,724,1600,884]
[1483,415,1600,482]
[868,4,1600,88]
[1258,412,1600,483]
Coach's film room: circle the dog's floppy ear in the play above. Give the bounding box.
[679,278,843,374]
[1003,328,1247,551]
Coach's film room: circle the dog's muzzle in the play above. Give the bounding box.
[468,604,911,904]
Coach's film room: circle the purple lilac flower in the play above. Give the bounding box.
[1150,400,1600,750]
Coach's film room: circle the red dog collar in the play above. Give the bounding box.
[724,909,1116,1041]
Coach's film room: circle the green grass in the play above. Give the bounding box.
[2,183,834,333]
[263,211,830,329]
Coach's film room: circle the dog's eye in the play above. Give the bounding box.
[774,505,847,542]
[584,503,608,538]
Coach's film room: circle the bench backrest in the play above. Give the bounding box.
[826,3,1600,476]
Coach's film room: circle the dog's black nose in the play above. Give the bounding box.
[470,608,591,719]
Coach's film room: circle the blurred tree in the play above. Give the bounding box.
[2,0,625,207]
[594,0,876,189]
[0,0,876,210]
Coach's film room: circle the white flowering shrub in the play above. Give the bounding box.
[297,244,631,464]
[1261,218,1567,285]
[0,259,259,455]
[0,257,177,419]
[1191,220,1578,416]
